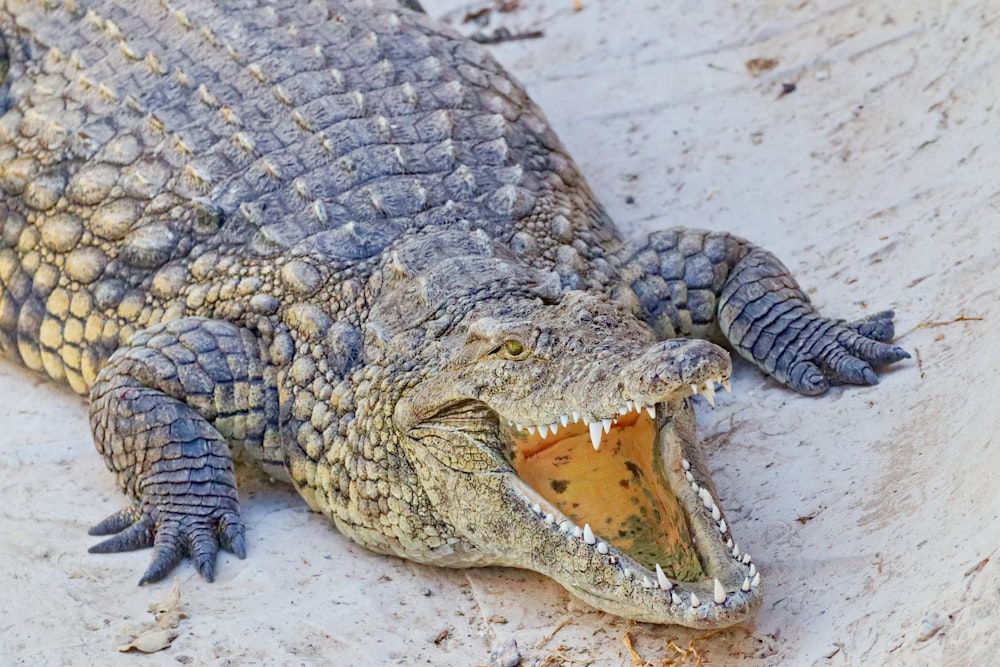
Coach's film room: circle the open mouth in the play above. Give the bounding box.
[498,377,760,618]
[508,404,706,580]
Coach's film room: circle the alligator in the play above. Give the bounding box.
[0,0,908,628]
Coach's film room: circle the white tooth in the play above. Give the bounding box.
[714,579,726,605]
[597,541,609,555]
[572,525,582,539]
[572,410,580,423]
[702,382,716,406]
[602,418,612,433]
[681,458,691,471]
[626,400,635,412]
[583,523,596,545]
[741,577,751,592]
[711,503,722,521]
[751,573,761,588]
[618,405,629,415]
[544,513,555,524]
[530,503,541,513]
[718,519,727,534]
[560,414,569,427]
[515,423,524,431]
[699,487,712,508]
[537,423,549,438]
[526,425,536,436]
[550,422,560,435]
[685,471,695,483]
[645,405,656,418]
[655,564,672,590]
[725,538,734,549]
[641,576,654,589]
[690,592,701,608]
[691,482,700,493]
[690,383,699,395]
[742,554,751,565]
[732,543,740,558]
[671,591,682,605]
[559,520,572,533]
[589,421,603,450]
[722,379,732,393]
[749,563,757,578]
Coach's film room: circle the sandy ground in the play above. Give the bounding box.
[1,1,999,665]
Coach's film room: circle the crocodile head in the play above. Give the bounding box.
[364,228,761,627]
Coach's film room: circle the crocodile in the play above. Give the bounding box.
[0,0,908,628]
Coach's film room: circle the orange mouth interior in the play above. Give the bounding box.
[509,412,705,580]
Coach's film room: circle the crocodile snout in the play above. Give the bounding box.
[622,339,732,405]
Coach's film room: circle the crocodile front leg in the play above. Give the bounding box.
[88,317,275,584]
[617,227,909,395]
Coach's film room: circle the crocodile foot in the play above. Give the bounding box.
[780,310,910,395]
[88,493,246,585]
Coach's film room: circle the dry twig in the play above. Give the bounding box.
[535,614,574,649]
[898,314,984,339]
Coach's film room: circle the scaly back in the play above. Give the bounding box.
[0,0,617,392]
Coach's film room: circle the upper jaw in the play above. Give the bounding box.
[500,378,727,451]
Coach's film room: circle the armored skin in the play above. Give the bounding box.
[0,0,907,627]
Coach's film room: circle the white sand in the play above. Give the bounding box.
[1,1,998,664]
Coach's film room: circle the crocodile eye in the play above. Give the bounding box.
[490,337,529,360]
[504,339,524,357]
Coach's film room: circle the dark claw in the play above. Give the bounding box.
[89,516,156,553]
[88,504,144,536]
[821,350,877,386]
[786,360,829,396]
[845,311,911,364]
[220,515,247,559]
[878,344,910,363]
[188,523,220,582]
[848,310,897,343]
[140,539,187,586]
[840,328,910,367]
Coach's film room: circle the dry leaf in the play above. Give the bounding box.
[117,628,178,654]
[116,579,185,654]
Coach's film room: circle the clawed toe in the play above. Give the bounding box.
[87,502,245,585]
[785,360,829,396]
[776,312,910,394]
[89,504,145,537]
[848,310,897,343]
[219,515,247,559]
[139,540,189,585]
[89,514,156,553]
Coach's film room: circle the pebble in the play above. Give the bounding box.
[916,612,945,642]
[489,638,520,667]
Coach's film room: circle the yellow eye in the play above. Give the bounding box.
[504,339,524,357]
